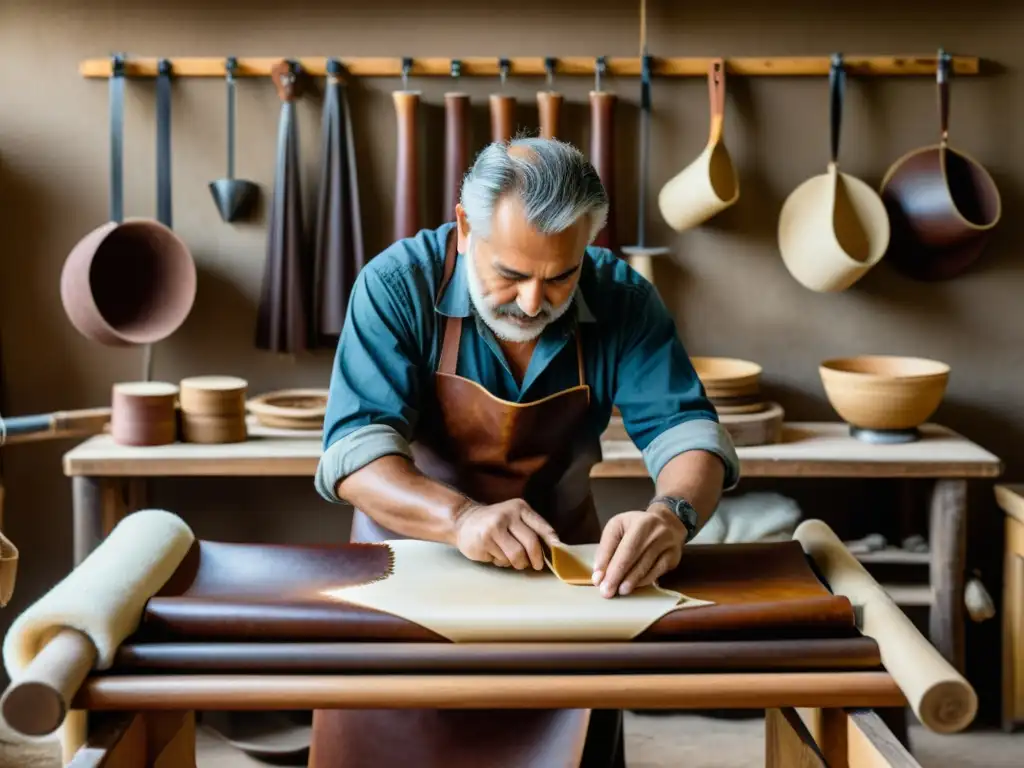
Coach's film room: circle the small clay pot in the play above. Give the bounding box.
[110,381,179,446]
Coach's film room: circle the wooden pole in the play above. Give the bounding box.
[79,55,981,79]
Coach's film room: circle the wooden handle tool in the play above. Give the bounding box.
[589,57,617,248]
[1,628,98,736]
[443,91,470,221]
[537,57,562,139]
[794,519,977,733]
[392,89,420,241]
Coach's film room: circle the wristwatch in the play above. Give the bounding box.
[649,495,698,542]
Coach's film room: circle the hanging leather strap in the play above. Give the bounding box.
[156,58,173,227]
[109,54,125,223]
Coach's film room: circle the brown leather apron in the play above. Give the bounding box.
[310,231,625,767]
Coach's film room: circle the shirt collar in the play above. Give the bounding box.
[435,249,597,323]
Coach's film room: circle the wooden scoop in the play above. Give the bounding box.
[778,54,889,292]
[658,59,739,232]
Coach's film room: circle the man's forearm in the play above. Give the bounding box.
[335,455,473,544]
[650,450,725,536]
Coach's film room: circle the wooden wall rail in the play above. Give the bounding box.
[79,55,981,79]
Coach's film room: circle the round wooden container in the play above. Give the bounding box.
[110,382,179,446]
[179,376,248,444]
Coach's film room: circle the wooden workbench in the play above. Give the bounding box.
[62,420,1001,673]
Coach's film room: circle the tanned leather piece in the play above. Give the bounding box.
[110,637,882,674]
[136,539,854,643]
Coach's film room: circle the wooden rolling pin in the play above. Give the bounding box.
[392,90,420,241]
[490,93,516,143]
[444,92,470,221]
[1,628,97,737]
[793,519,977,733]
[589,87,617,248]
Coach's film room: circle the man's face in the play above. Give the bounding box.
[456,196,589,343]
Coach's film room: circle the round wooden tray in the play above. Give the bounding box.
[246,388,329,430]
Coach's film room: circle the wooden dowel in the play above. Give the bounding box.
[2,628,98,737]
[589,90,617,248]
[79,55,981,79]
[75,671,904,711]
[2,407,111,445]
[443,92,470,221]
[489,94,516,143]
[794,519,978,733]
[537,91,563,139]
[392,90,421,241]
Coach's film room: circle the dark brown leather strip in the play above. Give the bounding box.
[110,637,881,674]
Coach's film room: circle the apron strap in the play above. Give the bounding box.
[575,329,585,388]
[437,229,462,376]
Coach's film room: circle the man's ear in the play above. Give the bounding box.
[454,204,471,252]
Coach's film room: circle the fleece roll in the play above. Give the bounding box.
[3,509,194,677]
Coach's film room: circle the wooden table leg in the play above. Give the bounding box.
[72,476,130,566]
[928,478,967,672]
[796,708,921,768]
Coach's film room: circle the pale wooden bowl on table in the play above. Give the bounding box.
[819,355,950,431]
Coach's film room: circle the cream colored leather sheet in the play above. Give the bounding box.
[322,540,713,642]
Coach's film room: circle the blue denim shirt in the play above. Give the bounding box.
[315,222,740,502]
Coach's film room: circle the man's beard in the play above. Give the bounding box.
[464,236,576,343]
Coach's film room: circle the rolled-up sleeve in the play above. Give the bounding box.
[315,263,426,503]
[612,284,740,490]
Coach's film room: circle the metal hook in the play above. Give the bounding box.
[450,59,462,80]
[937,47,951,83]
[225,56,237,82]
[498,57,510,87]
[544,57,557,89]
[157,58,172,77]
[595,56,608,91]
[401,57,413,90]
[327,57,342,83]
[111,52,126,78]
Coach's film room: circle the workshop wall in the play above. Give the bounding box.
[0,0,1020,719]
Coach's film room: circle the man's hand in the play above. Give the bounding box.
[453,499,561,570]
[591,507,688,598]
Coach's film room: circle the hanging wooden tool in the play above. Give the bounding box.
[620,9,671,289]
[256,59,307,354]
[393,58,421,241]
[658,58,740,231]
[443,61,470,221]
[489,59,516,143]
[537,58,562,139]
[589,57,617,249]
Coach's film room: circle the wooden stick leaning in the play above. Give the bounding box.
[793,519,977,733]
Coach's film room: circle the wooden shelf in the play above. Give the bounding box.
[853,548,931,565]
[78,54,981,80]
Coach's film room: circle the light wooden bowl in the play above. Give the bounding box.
[691,357,762,398]
[819,355,950,431]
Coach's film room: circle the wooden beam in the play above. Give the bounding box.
[78,54,981,79]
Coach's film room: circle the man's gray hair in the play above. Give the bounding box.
[459,137,609,244]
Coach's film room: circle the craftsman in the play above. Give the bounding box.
[313,137,740,767]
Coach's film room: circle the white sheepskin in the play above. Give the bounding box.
[3,508,195,677]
